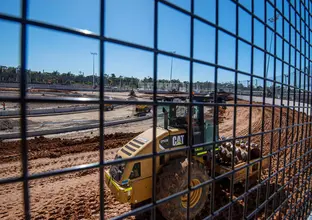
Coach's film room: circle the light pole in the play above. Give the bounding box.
[90,52,97,88]
[170,51,176,91]
[266,14,280,78]
[283,73,288,83]
[119,76,122,90]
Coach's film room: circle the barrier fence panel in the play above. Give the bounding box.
[0,0,312,219]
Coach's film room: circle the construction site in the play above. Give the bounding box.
[0,86,311,220]
[1,0,312,219]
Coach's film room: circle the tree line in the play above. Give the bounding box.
[0,65,192,88]
[0,66,208,90]
[1,65,285,91]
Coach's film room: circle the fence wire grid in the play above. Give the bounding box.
[0,0,312,219]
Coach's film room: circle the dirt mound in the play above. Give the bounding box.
[127,96,138,101]
[27,88,74,94]
[0,87,19,92]
[128,89,137,97]
[0,132,139,163]
[217,101,312,218]
[0,119,14,130]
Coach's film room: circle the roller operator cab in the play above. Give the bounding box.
[104,98,267,219]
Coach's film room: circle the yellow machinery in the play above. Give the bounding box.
[135,104,151,114]
[104,104,114,111]
[105,98,269,219]
[104,96,114,111]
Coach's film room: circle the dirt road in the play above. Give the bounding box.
[0,148,132,220]
[0,105,137,135]
[0,101,311,219]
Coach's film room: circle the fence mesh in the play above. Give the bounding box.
[0,0,312,219]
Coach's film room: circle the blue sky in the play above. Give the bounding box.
[0,0,306,85]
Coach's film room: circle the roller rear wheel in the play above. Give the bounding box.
[156,158,210,220]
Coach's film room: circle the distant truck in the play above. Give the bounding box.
[206,90,233,102]
[104,104,114,111]
[135,105,151,114]
[104,96,115,111]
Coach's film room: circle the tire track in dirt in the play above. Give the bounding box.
[0,151,99,179]
[0,133,139,219]
[0,171,132,220]
[0,148,134,220]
